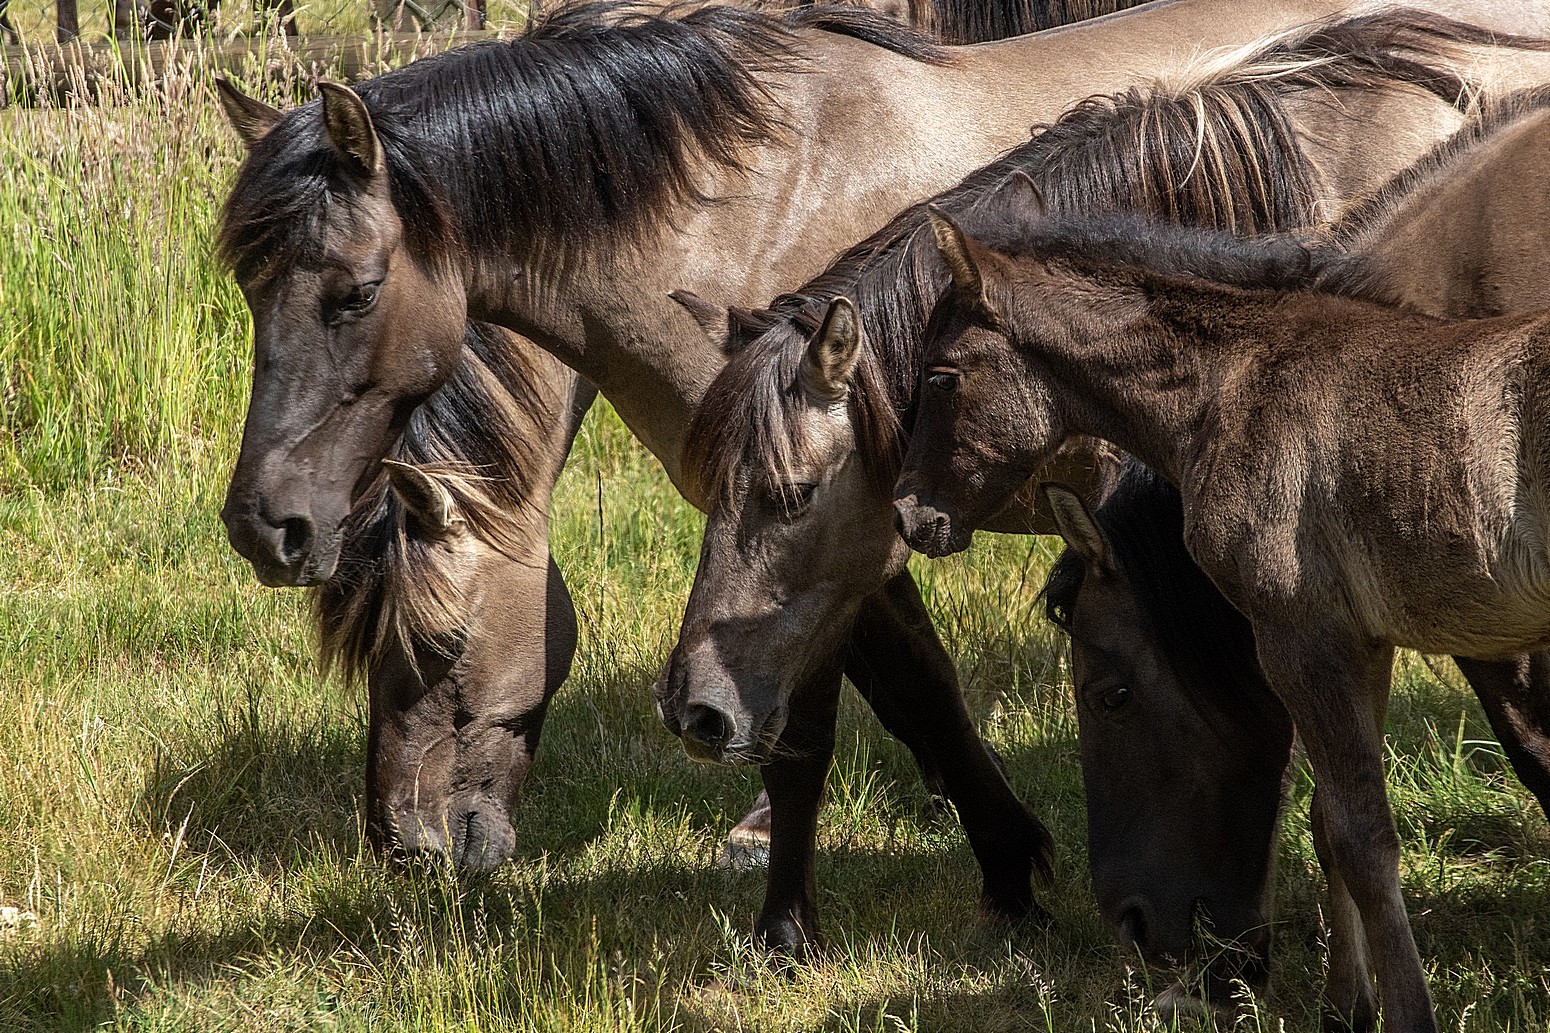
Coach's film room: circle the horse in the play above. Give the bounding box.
[1035,87,1550,1022]
[661,3,1550,953]
[891,169,1550,1030]
[213,0,1543,954]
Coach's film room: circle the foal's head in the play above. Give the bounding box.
[216,80,468,587]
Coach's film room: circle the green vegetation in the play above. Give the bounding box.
[3,61,1550,1033]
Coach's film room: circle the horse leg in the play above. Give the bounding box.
[845,569,1054,924]
[1256,626,1435,1033]
[1311,785,1376,1032]
[754,660,843,955]
[1452,652,1550,821]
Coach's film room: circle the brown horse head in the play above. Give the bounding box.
[217,79,468,587]
[658,295,910,762]
[1041,470,1292,998]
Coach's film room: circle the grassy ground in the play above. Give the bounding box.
[4,64,1550,1033]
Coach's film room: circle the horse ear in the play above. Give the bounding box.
[318,81,381,178]
[928,206,1009,324]
[800,296,862,404]
[670,290,733,350]
[383,460,458,533]
[215,78,282,150]
[927,205,981,298]
[1004,171,1048,223]
[1042,482,1112,574]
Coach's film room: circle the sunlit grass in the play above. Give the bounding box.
[2,46,1549,1033]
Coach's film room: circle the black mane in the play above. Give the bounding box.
[929,0,1148,44]
[1042,462,1275,719]
[219,2,944,282]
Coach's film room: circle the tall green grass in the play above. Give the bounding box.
[2,53,1549,1033]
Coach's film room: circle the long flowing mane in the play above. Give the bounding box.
[217,1,943,283]
[313,323,559,682]
[682,9,1492,502]
[1041,463,1277,721]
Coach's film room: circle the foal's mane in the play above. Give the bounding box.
[1323,84,1550,251]
[218,1,943,283]
[1042,463,1276,720]
[683,9,1486,501]
[315,323,557,683]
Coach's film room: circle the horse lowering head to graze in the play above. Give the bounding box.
[1032,87,1550,1019]
[894,171,1550,1029]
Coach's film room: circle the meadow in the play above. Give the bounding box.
[3,46,1550,1033]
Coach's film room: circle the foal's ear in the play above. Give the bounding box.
[384,460,460,534]
[215,78,282,150]
[927,206,1007,324]
[670,290,735,350]
[318,81,381,178]
[1042,483,1112,574]
[1003,171,1048,223]
[800,296,862,405]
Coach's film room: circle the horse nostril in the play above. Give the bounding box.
[681,704,732,748]
[893,507,908,537]
[279,516,314,564]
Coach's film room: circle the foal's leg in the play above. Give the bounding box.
[1255,626,1435,1033]
[1452,652,1550,821]
[755,660,844,955]
[846,570,1055,922]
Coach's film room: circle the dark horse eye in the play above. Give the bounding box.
[1098,684,1133,712]
[927,368,959,393]
[774,482,818,517]
[333,281,381,319]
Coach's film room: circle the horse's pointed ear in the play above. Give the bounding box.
[1005,171,1048,222]
[670,290,733,350]
[318,81,381,178]
[215,78,282,150]
[800,296,862,404]
[384,460,459,533]
[1042,482,1111,574]
[927,205,981,299]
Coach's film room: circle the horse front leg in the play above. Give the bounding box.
[754,660,842,956]
[1256,626,1435,1033]
[1452,652,1550,821]
[846,569,1054,925]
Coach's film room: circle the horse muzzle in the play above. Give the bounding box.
[892,495,973,558]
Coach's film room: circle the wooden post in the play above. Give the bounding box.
[56,0,79,42]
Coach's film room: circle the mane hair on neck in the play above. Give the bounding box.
[222,2,951,282]
[315,321,555,686]
[686,8,1482,502]
[1323,84,1550,251]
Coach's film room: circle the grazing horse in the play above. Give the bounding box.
[1036,88,1550,1020]
[213,0,1134,878]
[213,0,1540,952]
[891,176,1550,1030]
[662,3,1550,955]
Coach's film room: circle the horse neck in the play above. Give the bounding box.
[1023,276,1255,480]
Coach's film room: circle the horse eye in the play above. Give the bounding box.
[1099,684,1133,711]
[927,369,960,393]
[774,482,818,518]
[334,281,380,318]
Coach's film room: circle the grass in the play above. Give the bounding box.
[3,54,1550,1033]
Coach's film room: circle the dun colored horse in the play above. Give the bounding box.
[1037,88,1550,1020]
[892,173,1550,1030]
[214,0,1547,954]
